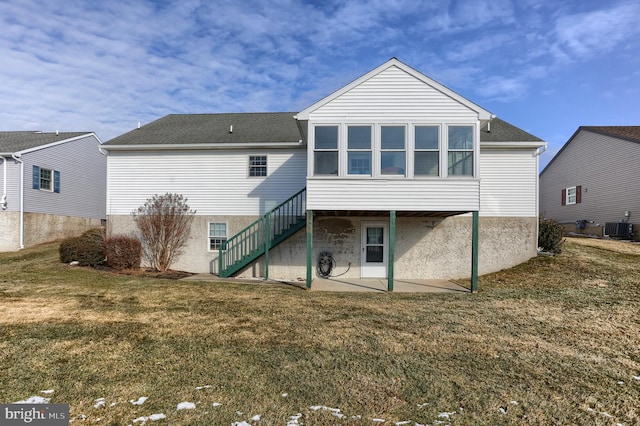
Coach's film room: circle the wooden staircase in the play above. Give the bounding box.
[218,188,306,278]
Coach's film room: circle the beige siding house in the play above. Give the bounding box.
[103,58,546,290]
[539,126,640,239]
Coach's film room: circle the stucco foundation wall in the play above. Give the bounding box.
[0,212,20,251]
[107,215,263,274]
[254,216,538,280]
[108,214,538,279]
[23,213,104,248]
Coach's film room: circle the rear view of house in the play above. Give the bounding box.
[539,126,640,240]
[0,132,106,251]
[103,58,546,290]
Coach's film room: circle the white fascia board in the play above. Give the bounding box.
[296,58,493,121]
[481,141,547,149]
[102,141,305,151]
[13,133,100,155]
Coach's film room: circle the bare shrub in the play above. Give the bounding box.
[104,235,142,270]
[132,193,195,272]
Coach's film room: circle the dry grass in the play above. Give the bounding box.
[0,240,639,425]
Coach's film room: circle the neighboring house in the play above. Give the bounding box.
[103,58,546,290]
[0,132,106,251]
[539,126,640,240]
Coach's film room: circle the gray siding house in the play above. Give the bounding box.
[539,126,640,239]
[0,132,107,251]
[103,59,546,290]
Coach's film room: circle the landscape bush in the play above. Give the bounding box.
[133,193,195,272]
[59,228,106,266]
[104,235,142,270]
[538,217,565,253]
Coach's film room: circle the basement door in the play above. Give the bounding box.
[361,222,388,278]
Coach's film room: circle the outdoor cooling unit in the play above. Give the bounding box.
[604,222,633,239]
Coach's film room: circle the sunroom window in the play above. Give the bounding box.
[447,125,474,176]
[314,126,338,175]
[381,126,405,176]
[347,126,372,175]
[414,126,439,176]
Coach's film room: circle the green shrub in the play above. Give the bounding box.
[59,228,105,266]
[538,218,565,253]
[104,235,142,270]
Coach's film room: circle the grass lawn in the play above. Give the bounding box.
[1,238,639,425]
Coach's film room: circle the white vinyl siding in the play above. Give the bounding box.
[307,178,480,211]
[480,148,539,217]
[310,66,480,122]
[1,159,21,212]
[107,148,306,216]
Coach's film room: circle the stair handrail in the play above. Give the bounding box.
[218,188,306,276]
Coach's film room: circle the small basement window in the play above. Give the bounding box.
[209,222,228,251]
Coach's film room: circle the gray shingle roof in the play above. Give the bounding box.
[104,113,539,147]
[579,126,640,144]
[480,118,543,142]
[0,131,90,153]
[104,113,305,146]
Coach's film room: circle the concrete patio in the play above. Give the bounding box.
[181,274,470,293]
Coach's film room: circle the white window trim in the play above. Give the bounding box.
[308,120,478,179]
[248,155,268,178]
[379,124,407,178]
[208,221,228,252]
[346,124,373,176]
[311,124,340,176]
[412,124,441,178]
[445,124,476,178]
[566,186,577,205]
[39,167,53,192]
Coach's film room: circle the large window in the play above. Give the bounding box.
[447,125,474,176]
[414,126,439,176]
[314,126,338,175]
[381,126,405,176]
[347,126,372,175]
[209,222,227,251]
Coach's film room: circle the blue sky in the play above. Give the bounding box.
[1,0,639,169]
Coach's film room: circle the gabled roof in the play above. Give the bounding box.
[296,57,493,121]
[540,126,640,176]
[103,112,305,149]
[0,131,91,154]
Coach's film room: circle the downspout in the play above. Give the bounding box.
[11,153,24,249]
[1,156,7,210]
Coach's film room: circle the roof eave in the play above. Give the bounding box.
[481,141,547,149]
[102,141,305,151]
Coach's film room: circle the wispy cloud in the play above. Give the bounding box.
[0,0,639,145]
[554,3,640,59]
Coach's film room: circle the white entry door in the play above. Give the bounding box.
[361,222,388,278]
